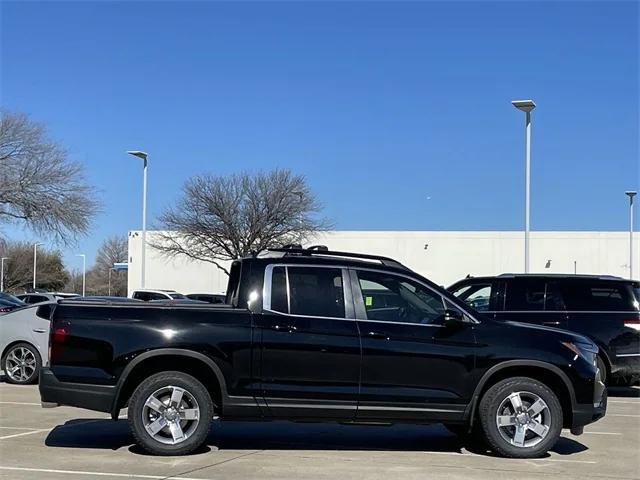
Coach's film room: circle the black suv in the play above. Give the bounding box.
[41,249,606,458]
[448,274,640,384]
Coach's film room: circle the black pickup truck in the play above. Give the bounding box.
[40,248,606,458]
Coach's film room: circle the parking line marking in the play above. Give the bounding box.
[0,429,49,440]
[0,466,214,479]
[0,427,43,431]
[583,431,622,435]
[609,414,640,417]
[608,400,640,404]
[532,458,597,464]
[0,401,41,406]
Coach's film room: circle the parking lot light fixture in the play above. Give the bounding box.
[512,99,536,273]
[626,191,637,279]
[127,150,148,289]
[76,253,86,296]
[33,242,43,289]
[1,257,8,292]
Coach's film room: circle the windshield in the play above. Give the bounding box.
[169,293,186,299]
[0,292,25,306]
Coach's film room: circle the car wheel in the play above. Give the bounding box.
[596,356,607,385]
[2,343,41,385]
[128,371,213,456]
[478,377,562,458]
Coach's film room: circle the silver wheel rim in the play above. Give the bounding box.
[496,391,551,448]
[5,347,37,383]
[142,385,200,445]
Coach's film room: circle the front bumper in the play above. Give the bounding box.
[571,367,607,430]
[39,367,115,414]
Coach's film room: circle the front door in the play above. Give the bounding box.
[352,268,477,422]
[256,264,361,420]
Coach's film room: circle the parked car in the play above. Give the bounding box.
[448,274,640,384]
[40,247,606,458]
[185,293,226,304]
[1,304,51,384]
[149,298,208,305]
[16,292,80,305]
[131,289,187,301]
[0,292,26,314]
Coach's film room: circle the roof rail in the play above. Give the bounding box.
[267,247,409,271]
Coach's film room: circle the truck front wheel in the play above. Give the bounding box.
[478,377,563,458]
[128,371,214,456]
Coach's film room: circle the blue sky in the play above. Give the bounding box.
[1,1,638,267]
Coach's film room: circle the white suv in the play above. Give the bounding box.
[130,289,186,301]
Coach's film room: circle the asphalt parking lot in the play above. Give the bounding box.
[0,381,638,480]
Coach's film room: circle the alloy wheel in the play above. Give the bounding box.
[5,347,37,383]
[141,385,201,445]
[495,391,551,448]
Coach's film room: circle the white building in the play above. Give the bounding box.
[127,230,638,296]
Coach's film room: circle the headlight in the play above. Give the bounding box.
[561,341,598,362]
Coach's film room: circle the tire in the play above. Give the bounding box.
[2,342,41,385]
[478,377,563,458]
[596,356,607,385]
[128,371,214,456]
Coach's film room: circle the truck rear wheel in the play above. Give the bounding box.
[478,377,562,458]
[128,371,213,456]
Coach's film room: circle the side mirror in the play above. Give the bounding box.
[443,309,464,325]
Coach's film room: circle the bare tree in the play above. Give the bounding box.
[0,111,100,244]
[0,241,69,292]
[154,169,330,274]
[86,235,128,295]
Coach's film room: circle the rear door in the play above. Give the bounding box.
[256,264,361,420]
[494,278,568,328]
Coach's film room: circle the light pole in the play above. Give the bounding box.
[512,99,536,273]
[76,254,86,296]
[1,257,8,292]
[292,190,304,244]
[108,267,116,296]
[127,150,148,289]
[33,242,42,290]
[626,191,637,279]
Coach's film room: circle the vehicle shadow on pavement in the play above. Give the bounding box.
[608,386,640,398]
[44,419,588,458]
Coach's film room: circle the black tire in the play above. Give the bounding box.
[2,342,41,385]
[128,371,214,456]
[478,377,563,458]
[596,356,607,385]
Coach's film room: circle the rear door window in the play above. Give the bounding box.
[268,266,346,319]
[559,280,639,311]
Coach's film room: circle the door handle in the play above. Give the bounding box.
[542,321,561,326]
[33,328,47,333]
[367,331,389,340]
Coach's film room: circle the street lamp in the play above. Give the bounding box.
[625,191,637,279]
[76,254,86,296]
[1,257,9,292]
[33,242,43,289]
[127,150,148,289]
[512,99,536,273]
[108,267,116,296]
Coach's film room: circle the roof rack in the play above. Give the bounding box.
[267,246,409,271]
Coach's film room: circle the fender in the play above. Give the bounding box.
[110,348,228,419]
[464,359,577,423]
